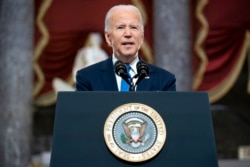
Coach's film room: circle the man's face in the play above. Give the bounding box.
[105,8,144,63]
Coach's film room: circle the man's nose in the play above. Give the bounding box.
[124,27,132,36]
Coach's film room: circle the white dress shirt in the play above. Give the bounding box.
[112,55,139,91]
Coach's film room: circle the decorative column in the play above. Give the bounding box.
[0,0,34,166]
[153,0,192,90]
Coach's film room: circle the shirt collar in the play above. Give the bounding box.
[112,55,139,74]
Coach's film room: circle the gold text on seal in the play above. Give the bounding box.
[103,103,166,162]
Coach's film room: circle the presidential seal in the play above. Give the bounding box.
[103,103,166,162]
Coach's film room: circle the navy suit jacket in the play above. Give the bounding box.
[75,57,176,91]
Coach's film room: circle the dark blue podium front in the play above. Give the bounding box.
[50,91,218,167]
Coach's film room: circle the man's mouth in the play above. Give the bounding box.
[122,42,134,45]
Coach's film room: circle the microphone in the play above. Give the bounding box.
[135,61,149,86]
[114,60,134,91]
[114,60,128,78]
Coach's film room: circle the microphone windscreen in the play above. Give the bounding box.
[136,61,149,76]
[114,60,127,76]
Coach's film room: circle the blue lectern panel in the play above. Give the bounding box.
[50,91,218,167]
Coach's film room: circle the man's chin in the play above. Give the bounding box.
[121,54,136,59]
[120,50,137,57]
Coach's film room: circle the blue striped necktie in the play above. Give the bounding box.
[120,65,131,91]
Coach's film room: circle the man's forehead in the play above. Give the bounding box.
[111,9,139,19]
[111,14,140,25]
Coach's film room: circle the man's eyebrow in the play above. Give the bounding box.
[115,23,125,26]
[130,24,139,27]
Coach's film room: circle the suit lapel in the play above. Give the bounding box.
[136,65,154,91]
[99,57,118,91]
[136,77,153,91]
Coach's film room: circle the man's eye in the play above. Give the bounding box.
[117,26,124,29]
[131,26,138,30]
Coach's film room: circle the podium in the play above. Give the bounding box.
[50,91,218,167]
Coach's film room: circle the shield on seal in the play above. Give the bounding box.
[123,118,147,143]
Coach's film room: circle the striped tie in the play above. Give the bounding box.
[120,65,131,91]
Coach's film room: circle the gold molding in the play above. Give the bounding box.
[33,0,52,96]
[209,32,250,103]
[132,0,153,64]
[192,0,209,90]
[131,0,147,24]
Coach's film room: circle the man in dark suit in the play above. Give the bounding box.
[75,4,176,91]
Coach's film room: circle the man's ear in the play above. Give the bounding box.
[105,32,112,46]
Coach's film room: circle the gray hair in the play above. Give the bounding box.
[104,4,144,33]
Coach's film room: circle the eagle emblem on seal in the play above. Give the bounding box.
[121,118,150,148]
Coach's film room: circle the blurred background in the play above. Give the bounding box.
[0,0,249,166]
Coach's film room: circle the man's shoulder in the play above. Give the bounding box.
[147,63,175,77]
[78,57,111,72]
